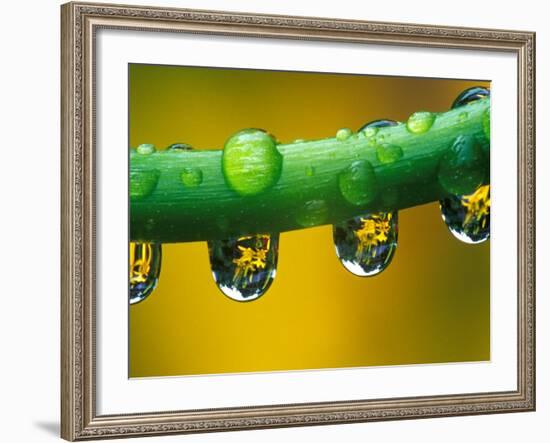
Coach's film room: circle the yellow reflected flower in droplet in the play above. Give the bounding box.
[232,235,271,284]
[355,213,393,258]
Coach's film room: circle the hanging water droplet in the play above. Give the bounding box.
[208,234,279,301]
[137,143,156,155]
[167,142,193,151]
[129,242,162,304]
[440,185,490,244]
[180,168,203,187]
[406,111,436,134]
[440,87,491,244]
[222,128,283,196]
[338,160,377,206]
[130,169,160,200]
[336,128,352,141]
[333,212,398,277]
[451,86,489,109]
[438,135,485,195]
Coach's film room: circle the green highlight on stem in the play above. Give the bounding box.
[130,97,490,243]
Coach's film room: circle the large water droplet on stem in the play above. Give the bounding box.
[338,160,377,206]
[333,212,398,277]
[208,233,279,301]
[129,242,162,304]
[222,129,283,196]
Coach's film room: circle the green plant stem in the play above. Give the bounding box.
[131,98,489,243]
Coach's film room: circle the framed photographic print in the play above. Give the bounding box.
[61,1,536,440]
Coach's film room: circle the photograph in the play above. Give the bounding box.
[58,2,536,440]
[128,64,491,378]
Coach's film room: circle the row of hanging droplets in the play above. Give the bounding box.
[130,87,490,304]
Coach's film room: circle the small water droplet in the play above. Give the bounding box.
[338,160,377,206]
[458,111,469,122]
[305,165,315,177]
[167,142,193,151]
[222,128,283,196]
[406,111,436,134]
[451,86,490,109]
[137,143,156,155]
[336,128,352,141]
[296,200,329,227]
[361,126,378,138]
[130,242,162,304]
[208,234,278,301]
[376,143,404,164]
[180,168,203,187]
[358,119,398,132]
[130,169,160,199]
[360,119,398,146]
[333,212,398,277]
[438,135,485,195]
[440,185,490,243]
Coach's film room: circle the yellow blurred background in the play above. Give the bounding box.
[129,64,490,377]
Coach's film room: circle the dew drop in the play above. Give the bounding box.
[440,185,490,243]
[333,211,398,277]
[222,128,283,196]
[438,135,485,195]
[296,200,329,227]
[451,86,490,109]
[180,168,203,187]
[338,160,377,206]
[361,126,378,138]
[130,169,160,200]
[208,233,278,301]
[305,165,315,177]
[129,242,162,304]
[406,111,436,134]
[336,128,352,141]
[167,142,193,151]
[458,111,469,122]
[359,119,398,146]
[358,119,398,133]
[376,143,404,164]
[137,143,156,155]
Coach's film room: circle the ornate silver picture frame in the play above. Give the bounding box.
[61,1,535,440]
